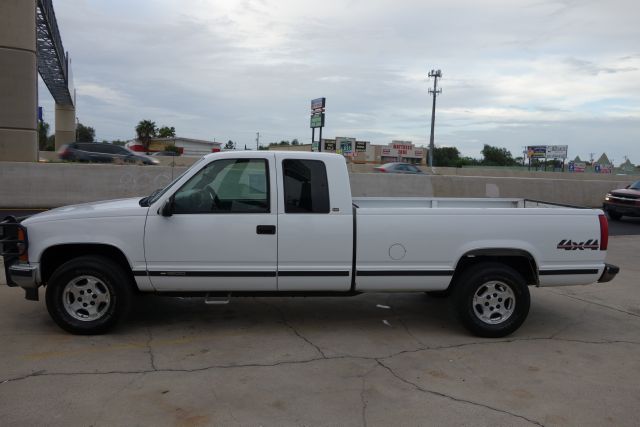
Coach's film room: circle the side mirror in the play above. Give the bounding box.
[160,197,174,217]
[625,185,630,189]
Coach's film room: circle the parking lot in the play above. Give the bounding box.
[0,235,638,426]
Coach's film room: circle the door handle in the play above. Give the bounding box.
[256,225,276,235]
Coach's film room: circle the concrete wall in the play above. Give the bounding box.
[1,162,630,208]
[0,162,188,208]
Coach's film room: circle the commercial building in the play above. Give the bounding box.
[268,138,427,165]
[126,137,222,156]
[375,141,426,165]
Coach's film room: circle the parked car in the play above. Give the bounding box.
[151,151,180,156]
[58,142,159,165]
[603,180,640,220]
[374,162,424,174]
[2,152,619,337]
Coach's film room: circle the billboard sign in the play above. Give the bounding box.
[527,146,547,159]
[310,113,325,128]
[324,141,336,151]
[568,161,585,172]
[355,141,367,152]
[546,145,568,158]
[311,97,326,111]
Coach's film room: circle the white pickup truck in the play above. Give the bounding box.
[1,151,619,337]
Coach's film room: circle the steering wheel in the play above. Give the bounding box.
[205,186,220,211]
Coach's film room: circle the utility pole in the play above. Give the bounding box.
[256,132,260,150]
[427,69,442,168]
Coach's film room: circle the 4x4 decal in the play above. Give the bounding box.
[557,239,599,250]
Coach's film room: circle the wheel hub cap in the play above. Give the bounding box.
[472,280,515,325]
[62,275,111,321]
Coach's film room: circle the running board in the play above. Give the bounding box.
[204,293,231,305]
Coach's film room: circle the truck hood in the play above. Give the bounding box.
[22,197,149,225]
[610,188,640,198]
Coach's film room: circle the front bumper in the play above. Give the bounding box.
[6,262,40,289]
[598,263,620,283]
[603,202,640,217]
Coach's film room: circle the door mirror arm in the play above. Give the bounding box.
[160,196,174,217]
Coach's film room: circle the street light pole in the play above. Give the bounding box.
[427,69,442,169]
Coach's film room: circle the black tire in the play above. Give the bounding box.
[607,210,622,221]
[452,262,530,338]
[45,255,134,335]
[425,290,451,298]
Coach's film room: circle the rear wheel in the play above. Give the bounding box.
[46,255,133,334]
[452,262,530,338]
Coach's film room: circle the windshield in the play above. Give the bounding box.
[141,156,206,206]
[630,181,640,190]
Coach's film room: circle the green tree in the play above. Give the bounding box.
[432,146,461,167]
[76,122,95,142]
[38,121,54,151]
[481,144,517,166]
[112,140,126,146]
[135,120,157,150]
[224,140,235,150]
[157,126,176,138]
[291,139,300,146]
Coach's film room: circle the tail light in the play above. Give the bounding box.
[376,168,386,173]
[57,145,70,157]
[598,214,608,251]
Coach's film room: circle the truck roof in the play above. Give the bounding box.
[203,151,344,161]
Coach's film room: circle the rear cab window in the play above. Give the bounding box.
[282,159,329,213]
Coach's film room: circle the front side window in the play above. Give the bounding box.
[173,158,269,214]
[283,159,329,213]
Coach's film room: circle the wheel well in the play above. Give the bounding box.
[40,244,134,284]
[450,250,539,289]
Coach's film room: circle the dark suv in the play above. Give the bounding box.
[58,142,158,165]
[603,180,640,220]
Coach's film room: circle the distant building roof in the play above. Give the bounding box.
[596,153,611,165]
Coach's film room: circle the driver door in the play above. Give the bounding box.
[144,154,278,291]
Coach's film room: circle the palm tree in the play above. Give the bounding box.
[135,120,157,151]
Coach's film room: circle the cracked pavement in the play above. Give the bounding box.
[1,236,639,426]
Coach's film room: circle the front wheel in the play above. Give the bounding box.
[607,210,622,221]
[46,255,134,334]
[452,262,530,338]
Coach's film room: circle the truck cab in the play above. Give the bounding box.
[142,151,354,292]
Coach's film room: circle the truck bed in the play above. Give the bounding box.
[352,197,582,209]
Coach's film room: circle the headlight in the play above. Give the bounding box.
[605,193,611,201]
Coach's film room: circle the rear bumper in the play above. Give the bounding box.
[598,263,620,283]
[6,263,40,289]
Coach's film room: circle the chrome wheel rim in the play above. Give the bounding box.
[472,280,515,325]
[62,275,111,321]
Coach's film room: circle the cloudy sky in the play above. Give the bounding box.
[39,0,640,163]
